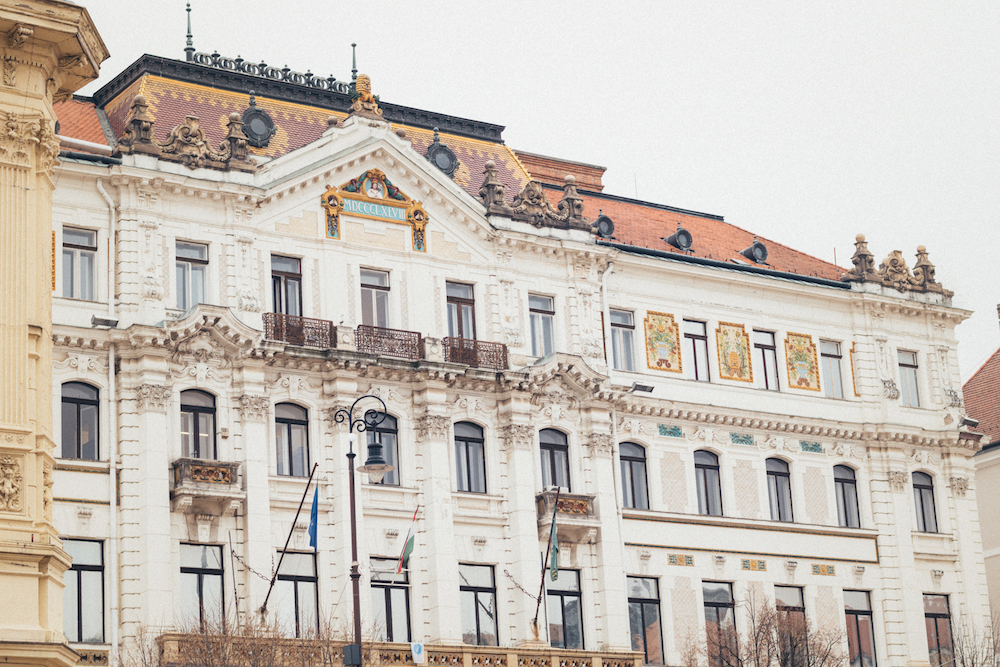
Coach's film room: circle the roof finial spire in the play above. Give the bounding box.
[184,3,195,61]
[351,43,358,81]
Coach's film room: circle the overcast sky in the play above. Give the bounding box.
[77,0,1000,381]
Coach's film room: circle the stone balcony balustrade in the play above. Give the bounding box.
[170,458,243,516]
[536,489,599,544]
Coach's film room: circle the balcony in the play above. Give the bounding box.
[263,312,335,348]
[536,489,599,544]
[356,324,422,361]
[170,458,243,516]
[444,337,508,370]
[158,633,641,667]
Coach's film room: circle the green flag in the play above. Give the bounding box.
[549,510,559,581]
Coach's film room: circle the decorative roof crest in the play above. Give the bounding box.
[350,74,383,120]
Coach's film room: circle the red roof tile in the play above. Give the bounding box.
[964,347,1000,444]
[53,98,108,146]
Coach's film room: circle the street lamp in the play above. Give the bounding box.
[334,395,395,666]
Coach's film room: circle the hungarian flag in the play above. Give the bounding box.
[397,507,418,574]
[549,508,559,581]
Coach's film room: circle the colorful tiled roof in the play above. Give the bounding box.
[964,347,1000,444]
[53,98,107,146]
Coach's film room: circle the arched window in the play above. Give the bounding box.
[539,429,570,491]
[620,442,649,509]
[455,422,486,494]
[835,465,860,528]
[766,458,793,522]
[913,472,938,533]
[367,414,399,486]
[180,390,216,459]
[275,403,309,477]
[695,450,723,516]
[61,382,99,460]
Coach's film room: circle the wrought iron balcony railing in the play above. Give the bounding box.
[263,312,336,349]
[356,325,422,361]
[443,337,508,370]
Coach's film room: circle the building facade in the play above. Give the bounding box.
[47,37,987,667]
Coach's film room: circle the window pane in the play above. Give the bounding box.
[446,282,473,299]
[63,571,79,641]
[179,572,200,626]
[476,591,497,645]
[706,468,722,516]
[191,264,206,305]
[702,582,733,604]
[274,579,296,635]
[460,591,479,644]
[389,587,409,641]
[80,403,97,460]
[181,411,194,457]
[461,304,475,339]
[529,295,553,311]
[844,591,871,612]
[63,540,102,565]
[548,570,580,593]
[80,570,104,642]
[924,594,949,615]
[447,302,459,338]
[290,423,308,477]
[360,269,389,287]
[553,447,569,489]
[198,412,214,459]
[695,337,710,381]
[272,256,301,274]
[202,573,223,624]
[63,250,75,297]
[177,242,207,261]
[622,461,635,508]
[361,288,375,327]
[180,544,223,569]
[627,576,657,599]
[79,251,95,300]
[459,564,493,588]
[62,402,78,458]
[177,263,189,310]
[456,440,470,491]
[375,290,389,328]
[371,588,388,641]
[468,441,485,493]
[298,580,318,636]
[629,601,644,653]
[754,331,775,346]
[820,340,840,356]
[181,390,214,408]
[541,315,554,356]
[286,279,301,317]
[547,594,565,647]
[774,586,803,608]
[278,553,316,577]
[275,403,306,420]
[541,448,554,487]
[610,309,633,326]
[632,462,648,510]
[643,601,663,664]
[898,350,917,366]
[64,228,96,247]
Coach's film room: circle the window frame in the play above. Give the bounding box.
[754,330,780,391]
[271,255,303,316]
[924,594,953,667]
[371,557,412,643]
[62,227,98,301]
[446,282,477,340]
[275,403,310,477]
[820,340,844,399]
[360,268,391,328]
[62,538,105,644]
[459,563,498,646]
[766,458,794,522]
[275,551,319,638]
[61,382,100,461]
[368,413,399,486]
[620,442,649,510]
[627,576,664,665]
[684,320,711,382]
[703,580,737,667]
[176,241,209,311]
[455,422,487,494]
[913,472,938,533]
[898,350,920,408]
[180,390,217,460]
[610,309,635,372]
[835,465,861,528]
[546,569,584,650]
[179,543,224,630]
[539,428,570,492]
[775,585,807,667]
[529,294,556,358]
[695,450,724,517]
[844,590,877,667]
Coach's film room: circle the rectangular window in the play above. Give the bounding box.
[360,269,390,328]
[821,340,844,399]
[62,539,104,643]
[459,564,497,646]
[898,351,920,407]
[703,581,737,667]
[180,544,224,629]
[271,255,302,316]
[547,569,584,649]
[371,557,411,643]
[754,330,779,390]
[924,594,952,667]
[627,576,663,665]
[684,320,711,382]
[610,309,635,372]
[274,552,318,638]
[845,591,877,667]
[62,227,97,300]
[176,242,208,311]
[530,295,555,357]
[446,282,476,339]
[775,585,807,667]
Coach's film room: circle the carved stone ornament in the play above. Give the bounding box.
[3,57,15,87]
[43,464,53,520]
[883,379,900,400]
[0,455,23,512]
[843,236,952,296]
[949,476,969,497]
[0,112,59,174]
[478,160,508,211]
[876,250,914,291]
[558,174,586,220]
[350,74,383,119]
[135,383,171,412]
[116,95,159,156]
[500,424,534,452]
[886,470,907,492]
[844,234,878,282]
[587,433,614,457]
[484,174,593,231]
[512,181,567,223]
[238,395,269,422]
[7,25,33,50]
[414,415,450,442]
[945,388,963,408]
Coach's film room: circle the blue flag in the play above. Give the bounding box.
[307,486,319,553]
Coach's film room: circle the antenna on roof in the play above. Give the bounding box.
[351,43,358,81]
[184,3,195,61]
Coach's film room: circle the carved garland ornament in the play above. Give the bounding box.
[135,384,171,413]
[415,415,451,441]
[949,476,969,497]
[588,433,614,457]
[0,455,23,512]
[500,424,534,452]
[238,395,269,422]
[886,470,907,492]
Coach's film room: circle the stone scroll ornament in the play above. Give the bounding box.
[843,235,953,297]
[784,332,821,391]
[644,312,682,373]
[716,323,753,382]
[324,169,428,252]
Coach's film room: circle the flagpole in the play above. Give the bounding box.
[260,461,319,616]
[532,487,561,632]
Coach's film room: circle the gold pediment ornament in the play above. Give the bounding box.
[322,168,429,251]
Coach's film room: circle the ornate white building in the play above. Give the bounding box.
[47,42,986,667]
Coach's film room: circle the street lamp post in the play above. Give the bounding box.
[334,395,395,667]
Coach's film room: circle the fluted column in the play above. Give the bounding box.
[0,3,106,665]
